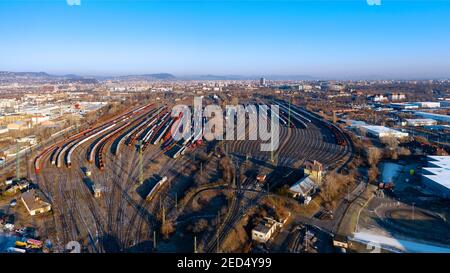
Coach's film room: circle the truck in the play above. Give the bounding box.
[378,182,394,190]
[27,238,43,249]
[15,241,28,248]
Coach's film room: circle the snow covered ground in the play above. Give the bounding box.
[380,162,403,183]
[353,231,450,253]
[0,233,20,252]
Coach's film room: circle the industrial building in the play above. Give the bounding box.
[361,125,409,139]
[415,112,450,123]
[414,102,441,108]
[251,216,288,243]
[422,156,450,198]
[21,189,52,216]
[404,118,437,127]
[389,103,419,110]
[289,176,317,198]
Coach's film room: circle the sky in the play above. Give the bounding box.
[0,0,450,79]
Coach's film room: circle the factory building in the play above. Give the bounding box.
[389,103,419,110]
[413,102,441,108]
[415,112,450,123]
[361,125,409,139]
[404,119,437,127]
[422,156,450,198]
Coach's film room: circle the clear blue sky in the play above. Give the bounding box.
[1,0,449,79]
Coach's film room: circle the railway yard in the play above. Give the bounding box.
[2,94,355,253]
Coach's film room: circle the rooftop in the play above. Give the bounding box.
[423,156,450,189]
[289,175,316,196]
[405,118,436,123]
[21,189,51,212]
[362,125,407,135]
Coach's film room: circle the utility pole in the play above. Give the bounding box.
[194,236,197,253]
[16,140,20,181]
[138,140,143,185]
[153,231,157,250]
[288,97,292,127]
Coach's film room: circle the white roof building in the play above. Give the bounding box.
[415,112,450,123]
[289,175,317,198]
[422,156,450,198]
[404,118,437,127]
[413,102,441,108]
[361,125,409,139]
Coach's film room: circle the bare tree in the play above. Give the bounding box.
[367,147,382,166]
[368,166,379,183]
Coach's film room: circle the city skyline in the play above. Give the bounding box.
[1,0,450,78]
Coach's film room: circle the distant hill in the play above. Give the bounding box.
[109,73,176,81]
[0,71,97,84]
[0,71,51,77]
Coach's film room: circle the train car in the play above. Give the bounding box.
[172,145,187,159]
[146,176,168,201]
[7,247,26,253]
[152,118,173,145]
[67,123,116,167]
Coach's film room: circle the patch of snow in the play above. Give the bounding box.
[380,162,402,183]
[353,231,450,253]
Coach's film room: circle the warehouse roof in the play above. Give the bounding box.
[289,175,316,196]
[423,156,450,190]
[415,112,450,122]
[405,118,436,123]
[21,190,51,212]
[362,125,408,136]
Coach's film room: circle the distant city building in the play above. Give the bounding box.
[328,84,345,92]
[422,156,450,198]
[31,115,50,126]
[260,77,266,87]
[7,120,31,131]
[369,94,389,102]
[388,93,406,101]
[0,125,8,134]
